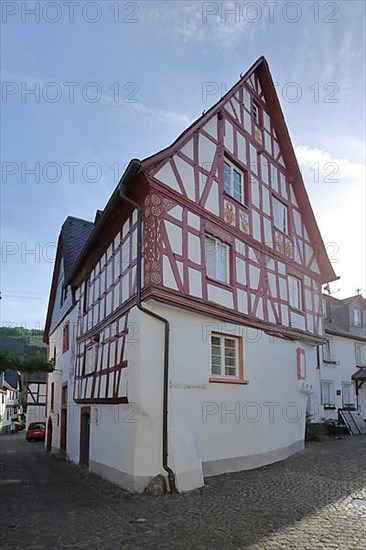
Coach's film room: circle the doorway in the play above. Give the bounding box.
[60,409,67,455]
[46,417,53,452]
[60,383,67,456]
[80,407,91,466]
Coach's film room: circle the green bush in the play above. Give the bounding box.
[306,422,326,442]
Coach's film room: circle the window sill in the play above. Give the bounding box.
[206,276,231,290]
[323,360,337,365]
[223,191,249,211]
[289,306,305,316]
[323,405,336,410]
[209,377,249,385]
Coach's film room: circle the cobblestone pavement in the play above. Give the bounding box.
[0,433,365,549]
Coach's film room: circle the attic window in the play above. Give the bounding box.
[224,159,247,205]
[273,197,288,235]
[353,308,362,326]
[252,101,261,126]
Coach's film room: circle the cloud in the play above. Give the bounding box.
[295,145,366,298]
[146,1,266,50]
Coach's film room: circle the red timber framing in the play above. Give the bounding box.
[65,57,336,389]
[138,58,336,341]
[73,311,129,404]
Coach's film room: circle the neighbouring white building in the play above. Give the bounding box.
[308,294,366,424]
[44,57,338,493]
[0,371,21,435]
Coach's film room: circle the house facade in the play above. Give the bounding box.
[0,371,21,434]
[44,57,337,492]
[44,216,93,454]
[308,294,366,423]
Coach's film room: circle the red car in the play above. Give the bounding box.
[26,422,46,442]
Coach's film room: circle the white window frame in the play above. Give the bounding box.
[322,340,335,363]
[353,308,362,326]
[211,334,239,378]
[288,275,303,310]
[84,344,96,375]
[342,382,354,408]
[224,158,244,204]
[273,196,288,234]
[321,380,335,407]
[205,235,230,285]
[355,344,363,366]
[252,101,261,126]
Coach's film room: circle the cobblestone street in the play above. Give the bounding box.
[0,433,365,549]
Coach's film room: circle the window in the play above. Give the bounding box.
[289,275,302,310]
[322,340,335,363]
[211,334,238,378]
[252,101,261,126]
[342,382,354,408]
[62,323,70,353]
[355,344,363,366]
[353,308,362,326]
[60,286,68,307]
[205,235,229,284]
[84,345,96,375]
[321,381,335,407]
[224,159,245,204]
[50,382,55,412]
[83,280,88,315]
[273,197,288,234]
[296,348,306,380]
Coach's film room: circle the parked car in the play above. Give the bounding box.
[26,422,46,442]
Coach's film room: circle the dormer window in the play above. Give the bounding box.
[353,308,362,326]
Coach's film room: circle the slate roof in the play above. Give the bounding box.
[4,370,20,390]
[324,294,366,340]
[61,216,94,279]
[44,215,94,342]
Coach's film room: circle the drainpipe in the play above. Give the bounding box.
[118,159,177,493]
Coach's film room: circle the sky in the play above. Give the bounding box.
[1,0,365,329]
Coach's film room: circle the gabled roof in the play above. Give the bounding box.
[66,56,337,287]
[44,216,93,341]
[142,56,337,284]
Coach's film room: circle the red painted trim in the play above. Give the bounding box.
[296,347,306,380]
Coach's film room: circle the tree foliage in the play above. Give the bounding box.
[0,349,54,374]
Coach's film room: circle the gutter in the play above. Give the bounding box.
[118,159,177,493]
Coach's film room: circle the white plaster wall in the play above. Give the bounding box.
[66,306,164,491]
[307,335,366,422]
[46,306,78,453]
[146,301,313,489]
[26,405,46,427]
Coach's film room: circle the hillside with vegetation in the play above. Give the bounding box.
[0,327,44,357]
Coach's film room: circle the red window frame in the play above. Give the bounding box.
[62,322,70,353]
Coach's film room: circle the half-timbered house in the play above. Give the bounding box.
[44,216,93,454]
[47,57,338,492]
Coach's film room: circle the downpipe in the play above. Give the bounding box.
[119,160,177,493]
